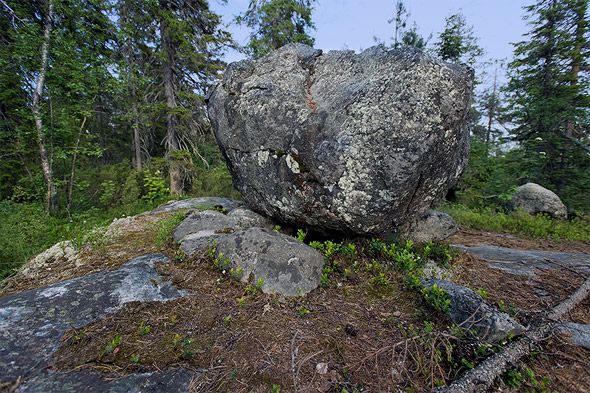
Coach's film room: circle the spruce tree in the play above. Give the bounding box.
[236,0,316,58]
[435,12,483,66]
[506,0,590,209]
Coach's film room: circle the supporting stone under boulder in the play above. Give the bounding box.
[173,208,273,255]
[401,210,458,243]
[208,43,473,235]
[214,227,324,296]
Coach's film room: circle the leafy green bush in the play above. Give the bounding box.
[191,164,240,199]
[143,171,169,202]
[443,203,590,241]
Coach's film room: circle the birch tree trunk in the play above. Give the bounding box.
[31,0,57,213]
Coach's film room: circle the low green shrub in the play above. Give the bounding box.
[442,203,590,241]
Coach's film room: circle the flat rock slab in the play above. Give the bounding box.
[151,197,243,214]
[0,254,196,389]
[559,322,590,350]
[453,244,590,276]
[215,228,324,296]
[19,369,197,393]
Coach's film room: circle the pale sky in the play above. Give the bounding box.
[211,0,532,86]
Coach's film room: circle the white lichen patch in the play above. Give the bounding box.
[286,154,301,174]
[39,285,69,299]
[257,150,270,166]
[20,241,78,279]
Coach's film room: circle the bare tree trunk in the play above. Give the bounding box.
[31,0,57,213]
[437,277,590,393]
[565,0,587,138]
[120,2,143,171]
[160,12,182,195]
[485,67,498,156]
[132,101,142,171]
[66,116,86,214]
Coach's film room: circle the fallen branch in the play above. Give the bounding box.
[437,277,590,393]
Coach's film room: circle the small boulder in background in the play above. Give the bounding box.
[510,182,568,219]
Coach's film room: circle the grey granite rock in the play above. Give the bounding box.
[0,254,185,382]
[214,227,324,296]
[510,183,568,219]
[423,279,525,343]
[151,197,243,214]
[19,368,200,393]
[174,209,274,255]
[401,210,458,243]
[208,43,473,235]
[452,244,590,277]
[559,322,590,350]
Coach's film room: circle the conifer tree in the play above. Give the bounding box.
[506,0,590,208]
[237,0,316,58]
[435,12,483,66]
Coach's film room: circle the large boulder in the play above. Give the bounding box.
[510,182,567,219]
[208,44,473,235]
[214,227,324,296]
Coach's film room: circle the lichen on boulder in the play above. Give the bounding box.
[208,43,473,235]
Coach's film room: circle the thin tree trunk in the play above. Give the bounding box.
[437,277,590,393]
[120,2,143,171]
[565,0,587,138]
[160,12,182,195]
[132,101,142,171]
[485,67,497,156]
[31,0,57,213]
[66,116,86,214]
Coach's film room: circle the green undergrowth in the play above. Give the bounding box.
[304,234,457,313]
[0,199,164,280]
[443,203,590,242]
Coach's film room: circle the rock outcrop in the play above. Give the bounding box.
[510,182,568,219]
[174,208,273,255]
[214,227,324,296]
[423,279,525,343]
[208,44,473,235]
[0,254,194,388]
